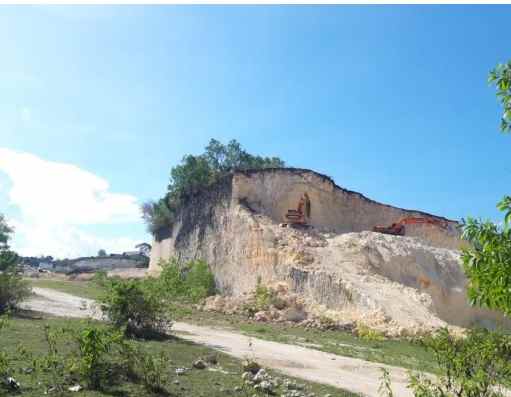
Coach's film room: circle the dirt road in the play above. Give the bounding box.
[22,287,412,397]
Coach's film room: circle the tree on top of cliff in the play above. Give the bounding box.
[142,139,285,235]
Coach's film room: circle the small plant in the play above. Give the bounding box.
[355,323,385,342]
[0,316,10,385]
[138,350,171,395]
[253,277,282,312]
[378,368,394,397]
[70,324,124,390]
[36,325,69,396]
[91,270,109,287]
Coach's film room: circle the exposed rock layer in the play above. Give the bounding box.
[149,168,506,333]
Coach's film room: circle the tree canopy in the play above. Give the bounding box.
[142,139,285,235]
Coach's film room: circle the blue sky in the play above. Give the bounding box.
[0,5,510,257]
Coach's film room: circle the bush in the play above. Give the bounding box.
[355,323,385,342]
[0,317,9,381]
[70,324,125,390]
[0,215,30,314]
[183,260,216,302]
[100,278,171,338]
[91,270,109,287]
[36,325,70,395]
[138,350,171,395]
[408,328,511,397]
[156,258,216,304]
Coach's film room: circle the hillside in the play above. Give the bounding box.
[149,168,506,335]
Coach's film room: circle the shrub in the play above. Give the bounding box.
[156,258,216,304]
[100,278,170,338]
[0,215,30,314]
[183,260,216,302]
[378,368,394,397]
[0,316,9,381]
[70,324,124,390]
[36,325,70,396]
[408,328,511,397]
[91,270,109,287]
[138,350,171,395]
[355,323,385,342]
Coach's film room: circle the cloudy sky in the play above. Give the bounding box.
[1,5,510,257]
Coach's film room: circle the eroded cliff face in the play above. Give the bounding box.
[149,169,504,334]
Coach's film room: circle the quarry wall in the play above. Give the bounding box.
[147,168,494,333]
[231,169,461,248]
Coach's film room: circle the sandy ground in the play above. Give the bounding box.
[21,287,412,397]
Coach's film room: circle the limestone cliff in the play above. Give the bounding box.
[149,168,506,334]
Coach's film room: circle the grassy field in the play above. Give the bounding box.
[27,278,438,374]
[28,278,105,300]
[0,315,354,397]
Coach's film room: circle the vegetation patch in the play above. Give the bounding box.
[0,316,354,397]
[142,139,285,235]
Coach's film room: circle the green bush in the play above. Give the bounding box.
[355,323,385,342]
[36,325,70,396]
[183,260,216,302]
[71,324,125,390]
[91,270,109,287]
[138,350,171,395]
[100,278,170,338]
[0,215,30,314]
[156,258,216,304]
[407,328,511,397]
[0,317,9,382]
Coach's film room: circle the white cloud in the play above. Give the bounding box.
[0,148,143,257]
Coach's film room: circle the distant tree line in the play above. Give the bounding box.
[142,139,285,235]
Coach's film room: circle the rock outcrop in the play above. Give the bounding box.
[149,168,506,334]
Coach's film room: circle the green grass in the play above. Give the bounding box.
[27,278,105,300]
[0,315,354,397]
[28,277,438,374]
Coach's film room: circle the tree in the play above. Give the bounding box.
[97,249,107,257]
[461,60,511,315]
[142,139,285,235]
[0,214,30,313]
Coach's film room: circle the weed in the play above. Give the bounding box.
[355,323,385,342]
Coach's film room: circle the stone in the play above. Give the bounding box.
[68,385,82,392]
[6,377,20,391]
[193,359,207,369]
[254,311,269,322]
[254,380,273,392]
[242,360,261,374]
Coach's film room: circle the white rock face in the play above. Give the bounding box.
[149,169,507,334]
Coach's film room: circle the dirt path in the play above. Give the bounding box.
[22,287,412,397]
